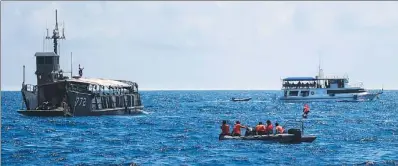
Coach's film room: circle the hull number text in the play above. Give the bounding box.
[75,97,87,107]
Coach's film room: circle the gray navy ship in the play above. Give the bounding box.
[18,10,144,116]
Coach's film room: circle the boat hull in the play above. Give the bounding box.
[231,98,252,102]
[279,92,380,102]
[219,134,316,143]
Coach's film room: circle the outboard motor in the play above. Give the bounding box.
[288,128,302,142]
[245,127,255,136]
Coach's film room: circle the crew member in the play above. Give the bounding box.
[220,120,230,136]
[275,122,284,134]
[78,64,84,77]
[232,121,246,136]
[255,122,266,135]
[265,120,273,134]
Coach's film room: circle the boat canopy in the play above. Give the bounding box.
[66,78,135,88]
[283,77,316,81]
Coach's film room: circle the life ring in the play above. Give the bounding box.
[311,91,315,95]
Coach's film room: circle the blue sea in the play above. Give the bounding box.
[2,90,398,165]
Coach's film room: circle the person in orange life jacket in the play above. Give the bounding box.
[275,122,285,134]
[303,104,310,117]
[255,122,266,135]
[265,120,273,134]
[232,121,247,136]
[220,120,230,136]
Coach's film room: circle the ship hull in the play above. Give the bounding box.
[17,107,143,117]
[18,89,144,117]
[17,110,65,116]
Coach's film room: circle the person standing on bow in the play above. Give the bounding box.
[78,64,84,77]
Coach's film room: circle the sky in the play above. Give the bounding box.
[1,1,398,90]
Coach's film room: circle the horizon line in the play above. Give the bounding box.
[1,89,396,92]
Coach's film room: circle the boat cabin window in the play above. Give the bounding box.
[300,91,309,97]
[289,91,298,96]
[37,57,45,64]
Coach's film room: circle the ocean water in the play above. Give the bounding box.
[2,90,398,166]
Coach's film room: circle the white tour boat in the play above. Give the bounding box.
[279,69,383,102]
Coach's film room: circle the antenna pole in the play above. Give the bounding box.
[70,52,73,78]
[42,35,45,52]
[45,9,65,55]
[23,65,25,84]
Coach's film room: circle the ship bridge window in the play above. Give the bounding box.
[37,57,45,64]
[44,56,53,64]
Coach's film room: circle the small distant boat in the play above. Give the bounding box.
[231,97,252,102]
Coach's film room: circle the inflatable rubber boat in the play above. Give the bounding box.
[219,120,316,143]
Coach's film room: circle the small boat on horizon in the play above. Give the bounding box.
[231,97,252,102]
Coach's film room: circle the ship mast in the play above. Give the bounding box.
[45,9,65,55]
[316,53,323,88]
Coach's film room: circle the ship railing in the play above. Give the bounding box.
[348,82,364,88]
[23,84,37,92]
[282,83,318,89]
[320,75,348,79]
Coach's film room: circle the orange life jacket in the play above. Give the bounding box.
[276,126,284,134]
[221,125,230,135]
[266,124,274,133]
[233,124,243,134]
[255,125,266,132]
[303,105,310,113]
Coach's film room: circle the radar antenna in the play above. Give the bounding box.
[45,9,65,55]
